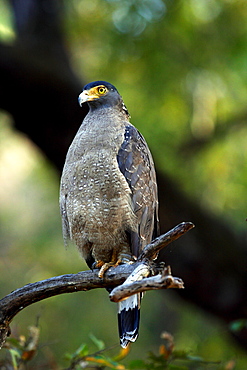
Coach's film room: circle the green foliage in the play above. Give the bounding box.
[2,329,237,370]
[1,325,40,369]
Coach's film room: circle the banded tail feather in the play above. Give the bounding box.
[118,293,141,348]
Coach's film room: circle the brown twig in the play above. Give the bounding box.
[0,222,194,349]
[139,221,195,260]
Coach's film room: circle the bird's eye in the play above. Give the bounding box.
[98,86,107,95]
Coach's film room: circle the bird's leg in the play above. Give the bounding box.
[97,251,134,279]
[93,260,105,269]
[95,248,118,278]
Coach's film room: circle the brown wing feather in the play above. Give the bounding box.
[117,124,159,257]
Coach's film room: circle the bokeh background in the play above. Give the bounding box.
[0,0,247,368]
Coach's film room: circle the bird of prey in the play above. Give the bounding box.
[60,81,159,348]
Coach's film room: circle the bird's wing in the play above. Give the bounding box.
[117,124,159,257]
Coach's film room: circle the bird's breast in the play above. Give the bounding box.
[63,147,137,244]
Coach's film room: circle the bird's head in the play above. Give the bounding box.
[78,81,129,116]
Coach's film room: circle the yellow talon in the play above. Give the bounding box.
[98,261,115,278]
[97,253,133,278]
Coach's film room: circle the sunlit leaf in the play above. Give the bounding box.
[89,332,105,350]
[85,354,126,369]
[229,319,247,333]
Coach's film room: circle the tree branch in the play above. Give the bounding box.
[139,221,195,261]
[0,222,193,349]
[110,265,184,302]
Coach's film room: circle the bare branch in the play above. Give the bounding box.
[109,265,184,302]
[0,222,194,348]
[139,221,195,260]
[0,266,134,348]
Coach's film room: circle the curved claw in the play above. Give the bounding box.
[98,261,115,278]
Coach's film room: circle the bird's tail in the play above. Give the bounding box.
[118,293,141,348]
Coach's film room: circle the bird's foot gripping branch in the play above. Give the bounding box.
[0,222,194,349]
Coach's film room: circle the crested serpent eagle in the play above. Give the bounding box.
[60,81,159,347]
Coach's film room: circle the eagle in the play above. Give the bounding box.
[60,81,159,347]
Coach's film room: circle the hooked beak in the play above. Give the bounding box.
[78,90,98,106]
[78,91,89,106]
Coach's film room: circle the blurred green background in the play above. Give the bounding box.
[0,0,247,368]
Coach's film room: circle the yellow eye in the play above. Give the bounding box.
[97,86,107,95]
